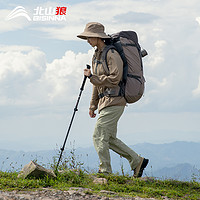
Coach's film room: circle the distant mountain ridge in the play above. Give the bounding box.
[130,141,200,170]
[153,163,200,181]
[0,141,199,181]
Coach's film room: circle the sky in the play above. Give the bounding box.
[0,0,200,151]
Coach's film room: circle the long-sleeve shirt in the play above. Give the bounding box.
[89,46,126,112]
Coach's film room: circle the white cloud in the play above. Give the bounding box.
[28,0,163,41]
[0,49,45,80]
[0,9,30,33]
[0,45,39,52]
[196,17,200,25]
[44,49,93,100]
[28,0,200,42]
[0,48,46,105]
[35,25,81,41]
[192,76,200,96]
[0,46,93,107]
[148,76,167,88]
[0,2,200,110]
[148,40,166,68]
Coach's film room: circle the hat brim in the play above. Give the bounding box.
[77,31,110,40]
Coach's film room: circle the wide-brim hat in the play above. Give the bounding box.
[77,22,110,40]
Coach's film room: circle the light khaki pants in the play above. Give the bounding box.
[93,106,141,173]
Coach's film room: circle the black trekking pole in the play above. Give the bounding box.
[55,64,91,173]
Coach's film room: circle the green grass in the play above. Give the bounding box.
[0,170,200,199]
[1,146,200,199]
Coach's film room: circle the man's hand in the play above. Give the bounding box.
[84,69,91,77]
[89,110,96,118]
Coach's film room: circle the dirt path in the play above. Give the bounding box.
[0,187,162,200]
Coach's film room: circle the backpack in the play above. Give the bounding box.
[99,31,147,104]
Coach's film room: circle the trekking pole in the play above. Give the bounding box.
[55,64,91,173]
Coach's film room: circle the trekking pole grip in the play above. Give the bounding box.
[86,64,91,70]
[80,64,91,91]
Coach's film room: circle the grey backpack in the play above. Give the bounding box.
[99,31,147,104]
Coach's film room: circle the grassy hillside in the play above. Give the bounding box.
[1,144,200,199]
[0,170,200,200]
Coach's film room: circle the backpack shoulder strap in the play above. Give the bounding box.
[101,45,116,75]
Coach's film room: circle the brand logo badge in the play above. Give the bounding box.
[6,6,31,21]
[5,6,67,22]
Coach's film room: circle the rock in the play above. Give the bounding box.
[100,190,117,195]
[93,177,108,184]
[17,160,56,179]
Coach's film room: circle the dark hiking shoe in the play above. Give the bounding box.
[133,157,149,178]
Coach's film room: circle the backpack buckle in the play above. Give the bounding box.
[98,93,105,99]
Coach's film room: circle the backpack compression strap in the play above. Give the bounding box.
[98,45,122,99]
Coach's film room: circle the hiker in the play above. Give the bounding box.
[77,22,149,177]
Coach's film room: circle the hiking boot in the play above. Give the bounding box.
[133,157,149,178]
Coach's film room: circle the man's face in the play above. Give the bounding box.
[87,37,98,47]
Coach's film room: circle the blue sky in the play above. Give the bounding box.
[0,0,200,151]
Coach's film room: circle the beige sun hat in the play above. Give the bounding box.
[77,22,110,40]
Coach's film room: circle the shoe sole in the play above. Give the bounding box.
[138,158,149,177]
